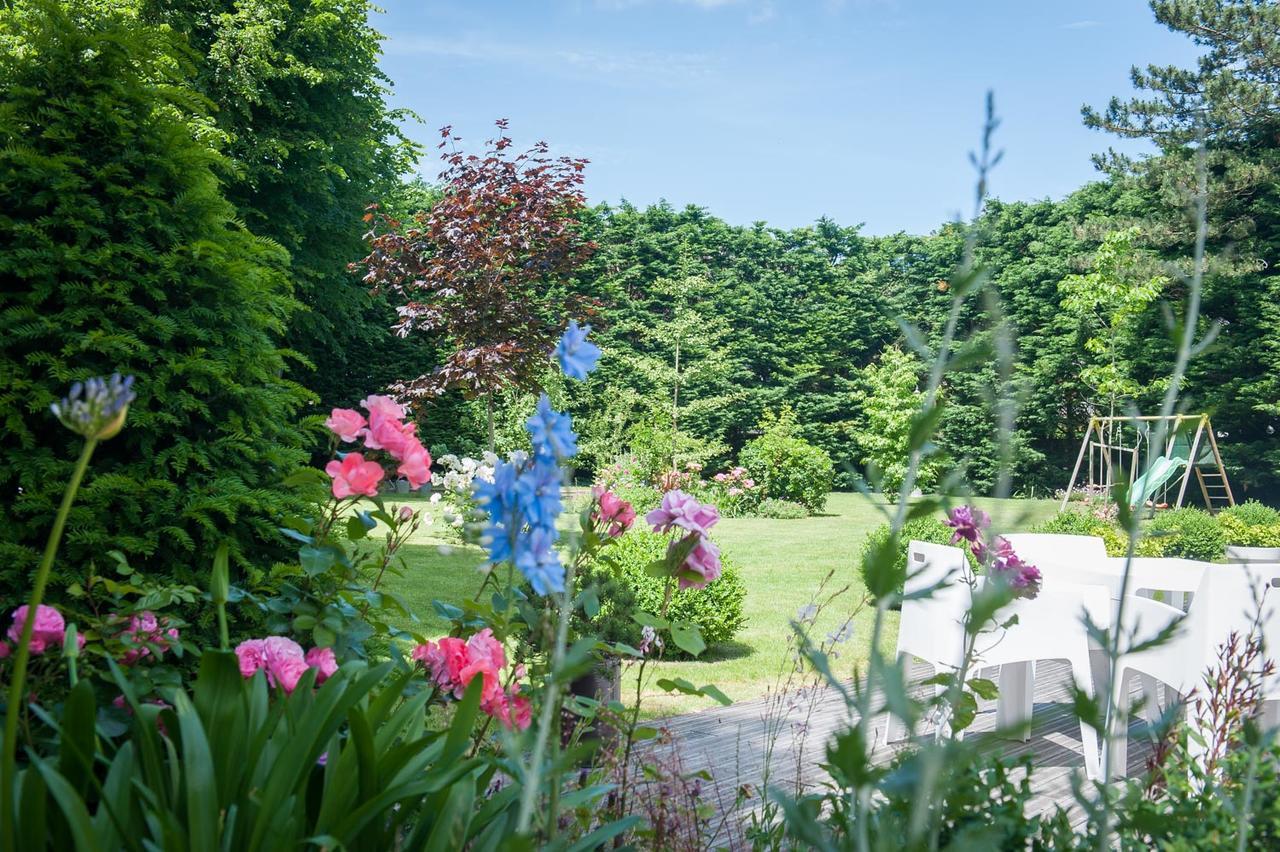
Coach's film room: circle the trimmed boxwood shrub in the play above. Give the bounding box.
[739,410,833,514]
[1032,511,1130,557]
[858,517,979,598]
[1144,507,1227,561]
[576,529,746,656]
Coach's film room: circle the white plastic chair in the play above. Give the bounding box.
[1110,561,1280,777]
[887,541,1105,779]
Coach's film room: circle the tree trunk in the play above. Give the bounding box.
[486,393,496,454]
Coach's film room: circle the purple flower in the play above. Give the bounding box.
[555,320,601,381]
[945,505,990,545]
[526,394,578,461]
[51,373,136,440]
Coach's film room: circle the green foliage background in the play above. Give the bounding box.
[0,2,311,602]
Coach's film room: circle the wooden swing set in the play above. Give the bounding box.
[1061,414,1235,513]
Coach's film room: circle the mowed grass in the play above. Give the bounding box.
[379,491,1061,716]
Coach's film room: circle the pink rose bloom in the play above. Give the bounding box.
[0,642,9,659]
[263,636,309,693]
[235,639,268,678]
[361,394,406,421]
[507,693,532,731]
[325,408,366,442]
[397,442,432,489]
[325,452,385,499]
[592,487,635,538]
[7,604,65,655]
[305,647,338,683]
[399,505,416,521]
[364,415,417,458]
[414,636,470,696]
[678,537,722,589]
[645,490,719,536]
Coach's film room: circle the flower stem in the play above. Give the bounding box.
[1,437,97,850]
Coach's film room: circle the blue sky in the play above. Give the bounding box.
[373,1,1202,235]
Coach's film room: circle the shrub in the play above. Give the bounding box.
[578,530,746,654]
[1219,500,1280,547]
[1032,510,1130,557]
[705,466,764,517]
[594,453,663,516]
[757,498,809,519]
[858,517,978,597]
[1221,499,1280,528]
[1146,507,1227,561]
[739,408,833,514]
[0,3,310,613]
[1219,515,1280,548]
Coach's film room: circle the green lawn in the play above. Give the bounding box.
[380,491,1061,716]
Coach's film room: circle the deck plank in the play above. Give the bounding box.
[642,660,1157,834]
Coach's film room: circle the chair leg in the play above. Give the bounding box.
[1070,654,1102,781]
[996,662,1033,742]
[884,653,911,745]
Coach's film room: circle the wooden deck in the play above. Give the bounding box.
[649,660,1157,832]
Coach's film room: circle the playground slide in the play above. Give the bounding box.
[1128,455,1187,508]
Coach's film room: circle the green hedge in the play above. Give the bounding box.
[858,517,979,598]
[0,3,311,614]
[740,431,833,514]
[577,529,747,655]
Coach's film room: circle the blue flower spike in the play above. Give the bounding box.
[555,320,601,381]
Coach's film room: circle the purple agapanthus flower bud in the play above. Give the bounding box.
[50,373,136,440]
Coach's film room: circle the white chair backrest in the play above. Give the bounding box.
[1190,562,1280,681]
[1002,534,1108,577]
[901,541,970,669]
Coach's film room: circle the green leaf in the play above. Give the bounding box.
[57,679,97,797]
[669,622,706,657]
[968,677,999,701]
[299,544,339,577]
[173,692,219,852]
[346,515,370,541]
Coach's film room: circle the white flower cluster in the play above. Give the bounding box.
[434,452,498,528]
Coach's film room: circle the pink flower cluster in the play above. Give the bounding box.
[411,628,531,730]
[118,611,180,664]
[235,637,338,694]
[945,506,1042,595]
[323,395,432,498]
[591,486,636,538]
[712,466,756,497]
[646,490,723,589]
[0,605,80,657]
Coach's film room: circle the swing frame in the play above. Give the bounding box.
[1060,414,1236,512]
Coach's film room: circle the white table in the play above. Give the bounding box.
[993,557,1213,739]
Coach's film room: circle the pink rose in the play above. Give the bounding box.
[364,414,417,458]
[360,394,406,421]
[398,505,416,522]
[508,693,532,731]
[7,605,65,656]
[263,636,309,693]
[678,538,722,589]
[645,490,719,536]
[305,647,338,683]
[414,636,470,696]
[325,408,366,442]
[397,442,432,489]
[235,639,268,678]
[592,487,635,538]
[325,452,385,499]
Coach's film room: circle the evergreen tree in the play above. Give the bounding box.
[139,0,420,412]
[0,1,311,603]
[1084,0,1280,497]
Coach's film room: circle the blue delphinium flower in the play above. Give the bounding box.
[526,394,578,461]
[555,320,601,381]
[516,455,563,530]
[515,526,564,595]
[475,459,522,564]
[51,373,137,440]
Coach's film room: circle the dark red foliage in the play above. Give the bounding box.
[354,119,598,400]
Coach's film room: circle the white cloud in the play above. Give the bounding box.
[1062,19,1101,30]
